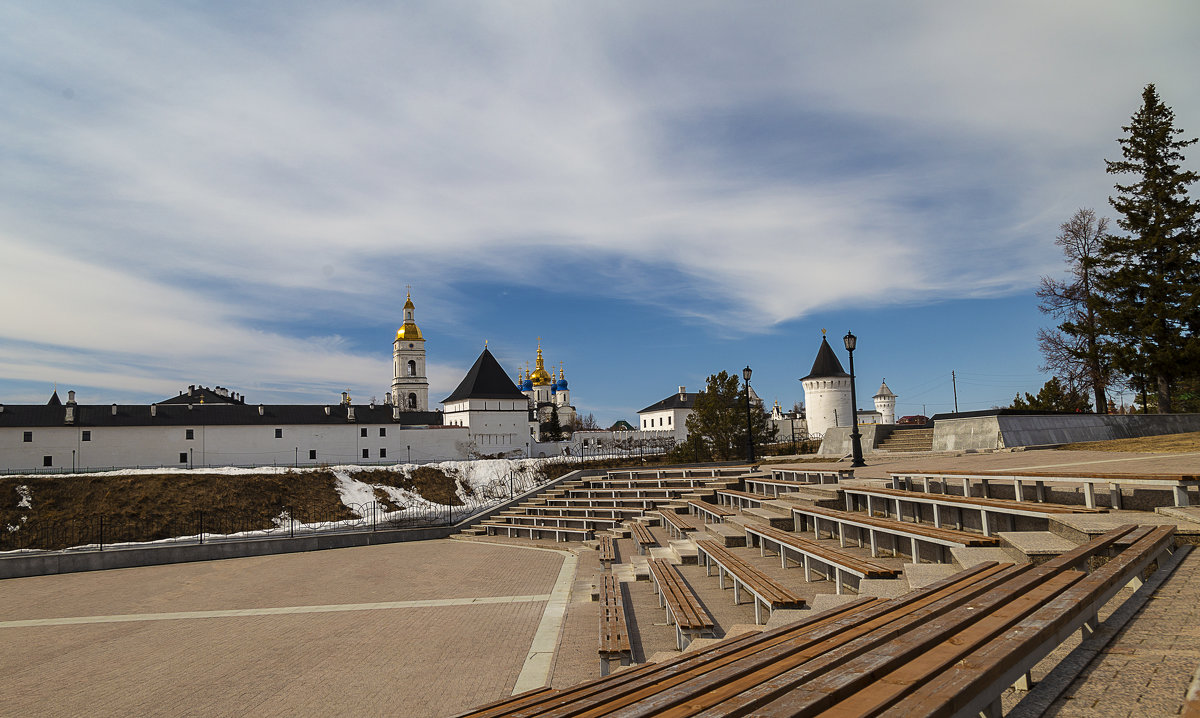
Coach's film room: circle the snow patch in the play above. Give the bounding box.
[15,485,31,509]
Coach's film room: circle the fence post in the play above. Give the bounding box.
[372,502,377,532]
[98,514,104,551]
[198,511,204,545]
[289,505,294,538]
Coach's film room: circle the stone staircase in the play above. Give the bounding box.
[876,427,935,452]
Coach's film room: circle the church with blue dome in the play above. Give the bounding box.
[516,340,578,431]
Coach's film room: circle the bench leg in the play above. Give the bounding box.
[981,697,1002,718]
[1080,612,1099,640]
[933,504,941,529]
[732,578,740,604]
[1110,484,1123,510]
[1013,670,1034,691]
[911,537,919,563]
[754,597,763,625]
[1036,480,1046,502]
[1014,478,1023,502]
[1174,485,1189,507]
[803,554,812,582]
[981,509,991,537]
[1084,483,1097,509]
[835,568,843,595]
[869,530,878,558]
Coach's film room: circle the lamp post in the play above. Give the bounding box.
[843,331,866,468]
[743,366,755,463]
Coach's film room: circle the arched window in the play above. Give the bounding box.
[408,393,417,409]
[407,360,417,376]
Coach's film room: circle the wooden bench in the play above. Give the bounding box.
[629,522,657,555]
[687,500,738,524]
[481,522,593,542]
[598,534,616,565]
[791,504,999,564]
[892,469,1200,508]
[543,497,660,510]
[771,468,853,484]
[694,539,805,623]
[657,510,702,540]
[647,559,717,650]
[715,489,768,510]
[843,485,1106,537]
[744,476,829,497]
[744,524,900,594]
[495,514,624,531]
[598,574,632,676]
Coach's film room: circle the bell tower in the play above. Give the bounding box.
[391,290,429,411]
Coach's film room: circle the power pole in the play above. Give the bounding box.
[952,371,959,414]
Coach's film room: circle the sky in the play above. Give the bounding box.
[2,2,1197,425]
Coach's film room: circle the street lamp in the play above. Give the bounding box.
[843,331,866,468]
[743,365,755,463]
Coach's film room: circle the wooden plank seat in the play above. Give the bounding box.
[791,504,999,564]
[453,527,1177,716]
[892,468,1200,509]
[843,485,1107,538]
[587,477,717,489]
[518,506,642,520]
[687,500,738,524]
[481,522,593,542]
[629,522,657,555]
[657,510,702,540]
[745,524,900,594]
[542,497,661,510]
[598,534,616,565]
[694,539,805,623]
[647,559,717,650]
[598,574,632,676]
[489,514,623,531]
[606,466,751,481]
[563,488,685,499]
[771,468,853,484]
[715,488,768,510]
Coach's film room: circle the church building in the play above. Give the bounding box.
[516,341,577,431]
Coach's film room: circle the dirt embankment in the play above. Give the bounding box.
[1,466,459,551]
[1060,431,1200,453]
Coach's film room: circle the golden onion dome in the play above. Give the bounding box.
[530,342,553,385]
[396,291,423,341]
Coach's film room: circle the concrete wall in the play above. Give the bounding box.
[817,424,885,456]
[932,416,1005,452]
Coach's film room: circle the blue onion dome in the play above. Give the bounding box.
[522,378,533,391]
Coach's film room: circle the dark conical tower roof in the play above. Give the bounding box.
[442,347,528,402]
[801,336,849,380]
[47,389,62,406]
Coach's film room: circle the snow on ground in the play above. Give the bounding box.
[15,485,32,509]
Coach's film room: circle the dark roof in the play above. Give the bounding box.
[0,403,444,428]
[441,348,527,403]
[160,385,245,405]
[639,391,698,413]
[801,337,849,380]
[47,390,61,406]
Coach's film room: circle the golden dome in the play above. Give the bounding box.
[530,343,553,386]
[396,291,423,341]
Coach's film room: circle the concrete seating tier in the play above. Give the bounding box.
[598,574,632,676]
[791,505,999,564]
[481,523,592,542]
[585,477,727,489]
[744,524,901,594]
[745,475,839,497]
[715,489,768,510]
[843,485,1106,538]
[518,506,644,519]
[687,500,737,524]
[605,466,750,481]
[694,539,806,623]
[657,510,702,539]
[542,497,661,510]
[770,467,853,484]
[647,559,717,650]
[456,524,1176,718]
[629,522,657,554]
[892,469,1200,509]
[560,487,690,499]
[486,514,623,531]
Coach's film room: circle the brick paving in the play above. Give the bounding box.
[0,539,568,718]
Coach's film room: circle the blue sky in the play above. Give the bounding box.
[1,2,1195,424]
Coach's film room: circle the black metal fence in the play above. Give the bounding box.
[1,466,561,554]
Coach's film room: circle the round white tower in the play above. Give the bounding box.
[391,291,429,411]
[800,331,853,438]
[873,379,897,425]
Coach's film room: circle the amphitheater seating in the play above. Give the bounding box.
[694,539,805,623]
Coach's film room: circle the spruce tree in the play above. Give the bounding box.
[1097,84,1200,412]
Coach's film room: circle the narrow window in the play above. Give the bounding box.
[362,448,369,459]
[274,428,283,439]
[23,431,32,442]
[360,427,367,438]
[379,448,387,458]
[407,360,416,377]
[43,456,52,467]
[308,449,317,460]
[408,393,417,409]
[179,453,188,464]
[186,429,194,440]
[82,430,92,441]
[379,428,386,437]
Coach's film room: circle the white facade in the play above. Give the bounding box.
[636,387,695,444]
[0,418,469,473]
[802,376,853,438]
[442,398,531,457]
[390,293,429,411]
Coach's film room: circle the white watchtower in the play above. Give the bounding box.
[874,380,897,425]
[800,331,853,439]
[391,291,429,411]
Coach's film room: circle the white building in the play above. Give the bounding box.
[800,333,854,439]
[441,347,532,457]
[874,380,897,425]
[637,387,697,443]
[516,341,577,431]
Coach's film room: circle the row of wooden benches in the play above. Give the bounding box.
[460,523,1179,717]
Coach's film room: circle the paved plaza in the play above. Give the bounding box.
[3,447,1200,717]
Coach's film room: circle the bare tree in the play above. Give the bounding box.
[1035,208,1116,412]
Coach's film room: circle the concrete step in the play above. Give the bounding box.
[808,593,862,612]
[682,490,716,501]
[998,531,1076,563]
[904,563,961,589]
[700,523,746,548]
[458,528,486,536]
[669,539,698,565]
[858,578,909,598]
[949,546,1023,570]
[742,507,793,530]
